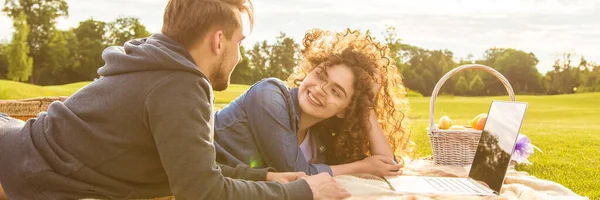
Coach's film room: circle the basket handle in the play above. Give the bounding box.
[429,64,516,131]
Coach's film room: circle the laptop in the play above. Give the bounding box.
[385,100,528,195]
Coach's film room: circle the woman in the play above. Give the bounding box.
[214,28,411,177]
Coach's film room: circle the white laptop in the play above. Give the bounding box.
[385,100,528,195]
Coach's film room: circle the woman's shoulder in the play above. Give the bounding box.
[251,78,288,90]
[242,78,297,122]
[246,78,291,97]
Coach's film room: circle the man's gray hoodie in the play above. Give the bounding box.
[0,34,312,200]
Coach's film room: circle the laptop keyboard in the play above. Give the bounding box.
[424,178,487,193]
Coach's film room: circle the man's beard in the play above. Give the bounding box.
[210,51,230,91]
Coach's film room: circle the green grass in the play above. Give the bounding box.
[406,89,424,97]
[214,84,251,109]
[1,80,597,199]
[0,80,91,99]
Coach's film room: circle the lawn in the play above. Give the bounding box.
[214,84,252,107]
[0,80,91,99]
[1,81,598,199]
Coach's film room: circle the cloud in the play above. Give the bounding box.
[0,12,12,42]
[257,0,598,16]
[1,0,598,73]
[247,0,600,73]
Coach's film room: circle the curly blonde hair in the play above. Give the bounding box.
[287,28,412,164]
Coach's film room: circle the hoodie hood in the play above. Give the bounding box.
[98,33,206,79]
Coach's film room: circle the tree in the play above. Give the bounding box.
[402,48,456,96]
[268,32,298,80]
[573,56,600,93]
[545,53,600,94]
[430,50,458,95]
[454,76,469,96]
[477,48,543,95]
[36,29,76,85]
[469,74,485,96]
[0,43,8,79]
[383,25,403,71]
[589,63,600,92]
[230,46,253,84]
[6,12,33,82]
[383,25,417,74]
[72,19,108,82]
[3,0,69,84]
[248,41,270,82]
[456,54,479,88]
[546,51,579,94]
[107,17,151,46]
[383,26,459,96]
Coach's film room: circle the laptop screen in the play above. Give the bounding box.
[468,101,528,193]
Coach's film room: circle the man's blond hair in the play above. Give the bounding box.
[162,0,254,48]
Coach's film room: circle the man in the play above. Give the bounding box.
[0,0,351,199]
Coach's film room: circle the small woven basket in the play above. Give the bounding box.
[0,97,67,121]
[428,64,516,165]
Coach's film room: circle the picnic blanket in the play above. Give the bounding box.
[336,159,589,200]
[103,159,587,200]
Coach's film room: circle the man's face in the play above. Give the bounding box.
[211,14,246,91]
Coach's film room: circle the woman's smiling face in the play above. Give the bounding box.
[298,63,355,120]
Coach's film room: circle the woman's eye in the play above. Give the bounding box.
[332,89,340,97]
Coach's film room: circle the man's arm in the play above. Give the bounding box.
[218,163,269,181]
[219,164,308,184]
[145,75,312,200]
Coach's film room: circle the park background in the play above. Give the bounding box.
[0,0,598,199]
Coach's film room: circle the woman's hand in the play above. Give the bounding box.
[266,172,308,183]
[357,155,403,177]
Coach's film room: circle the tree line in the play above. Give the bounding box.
[1,0,599,96]
[0,0,150,85]
[232,26,600,96]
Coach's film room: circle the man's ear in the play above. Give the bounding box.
[210,30,224,56]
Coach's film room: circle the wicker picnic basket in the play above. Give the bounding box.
[428,64,516,165]
[0,97,67,121]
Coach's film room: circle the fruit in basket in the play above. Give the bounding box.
[449,125,466,130]
[439,116,452,129]
[471,113,487,128]
[474,115,488,130]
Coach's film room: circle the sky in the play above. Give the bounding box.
[0,0,598,73]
